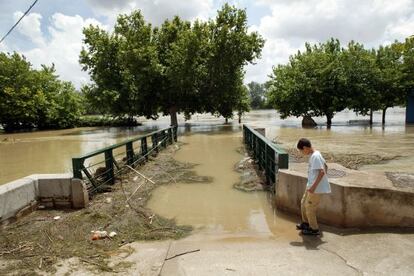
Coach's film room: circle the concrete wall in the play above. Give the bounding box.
[276,169,414,228]
[0,174,89,223]
[0,178,37,222]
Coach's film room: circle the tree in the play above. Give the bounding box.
[402,37,414,105]
[267,60,314,121]
[80,6,263,125]
[374,42,405,125]
[155,17,207,125]
[247,81,266,109]
[0,52,82,131]
[80,13,161,121]
[202,4,264,122]
[341,41,379,125]
[236,83,250,123]
[268,39,347,127]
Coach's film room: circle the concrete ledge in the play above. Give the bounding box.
[0,175,89,223]
[276,163,414,228]
[0,178,37,222]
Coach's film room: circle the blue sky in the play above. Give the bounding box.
[1,0,414,88]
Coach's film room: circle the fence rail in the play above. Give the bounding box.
[72,126,177,195]
[243,125,288,187]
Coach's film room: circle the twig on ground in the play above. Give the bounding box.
[125,165,155,184]
[165,249,200,261]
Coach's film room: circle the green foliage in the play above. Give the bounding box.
[204,4,264,120]
[402,37,414,96]
[0,52,82,131]
[80,5,264,125]
[341,41,379,116]
[268,38,411,126]
[247,81,267,109]
[374,42,406,122]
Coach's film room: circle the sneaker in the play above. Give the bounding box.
[301,228,320,235]
[296,222,310,230]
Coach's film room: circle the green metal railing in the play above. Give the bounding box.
[72,126,178,195]
[243,125,288,187]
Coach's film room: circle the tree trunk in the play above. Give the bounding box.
[369,109,373,125]
[225,118,228,124]
[238,112,242,124]
[382,107,387,125]
[326,115,332,128]
[169,106,178,126]
[302,115,317,128]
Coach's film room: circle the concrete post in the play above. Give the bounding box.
[71,178,89,208]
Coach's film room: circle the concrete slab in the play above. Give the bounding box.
[91,230,414,276]
[277,163,414,227]
[35,174,73,198]
[1,174,88,222]
[286,163,414,192]
[0,177,36,221]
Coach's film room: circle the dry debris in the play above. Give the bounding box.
[0,143,211,275]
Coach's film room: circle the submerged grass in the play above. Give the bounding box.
[286,148,400,170]
[0,143,210,275]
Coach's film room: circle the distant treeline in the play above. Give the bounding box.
[0,53,83,131]
[267,38,414,126]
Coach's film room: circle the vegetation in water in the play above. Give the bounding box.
[267,37,414,126]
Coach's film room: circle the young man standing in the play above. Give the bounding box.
[296,138,331,235]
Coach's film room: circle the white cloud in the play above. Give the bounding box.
[386,15,414,40]
[245,38,300,84]
[19,13,106,89]
[14,12,45,47]
[5,0,414,88]
[87,0,214,26]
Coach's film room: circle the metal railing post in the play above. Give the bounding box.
[126,142,134,165]
[72,158,84,179]
[152,133,159,153]
[141,137,148,160]
[162,130,167,148]
[104,149,115,185]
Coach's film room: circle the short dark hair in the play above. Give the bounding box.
[297,138,311,150]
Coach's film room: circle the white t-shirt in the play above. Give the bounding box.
[307,151,331,194]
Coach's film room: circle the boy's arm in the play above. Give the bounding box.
[308,169,325,193]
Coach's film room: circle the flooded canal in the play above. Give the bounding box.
[147,132,297,238]
[0,108,412,237]
[1,108,412,185]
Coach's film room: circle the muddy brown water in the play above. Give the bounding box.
[1,108,412,185]
[147,133,297,238]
